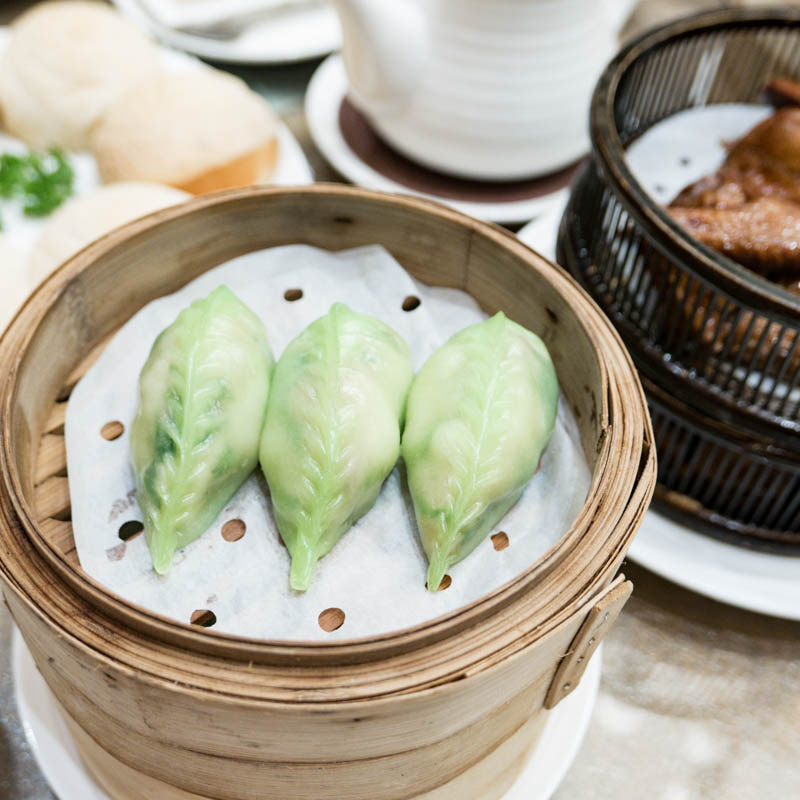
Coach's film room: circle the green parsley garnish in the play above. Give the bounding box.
[0,149,75,228]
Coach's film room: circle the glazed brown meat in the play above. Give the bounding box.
[669,97,800,276]
[672,108,800,209]
[666,94,800,373]
[669,198,800,275]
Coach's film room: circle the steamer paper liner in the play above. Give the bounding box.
[66,245,590,641]
[625,103,773,208]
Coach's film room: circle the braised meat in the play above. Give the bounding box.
[672,108,800,209]
[669,94,800,275]
[669,198,800,275]
[665,90,800,373]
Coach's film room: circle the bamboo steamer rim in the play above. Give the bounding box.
[0,185,654,678]
[1,520,650,710]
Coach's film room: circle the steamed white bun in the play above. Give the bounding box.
[28,182,191,283]
[90,70,279,193]
[0,2,162,150]
[0,236,28,332]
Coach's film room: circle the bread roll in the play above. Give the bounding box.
[90,70,279,194]
[28,182,190,283]
[0,2,161,150]
[0,237,28,332]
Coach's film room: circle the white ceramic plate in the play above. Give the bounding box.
[111,0,341,65]
[12,625,600,800]
[518,213,800,622]
[627,510,800,621]
[0,26,312,262]
[305,55,577,225]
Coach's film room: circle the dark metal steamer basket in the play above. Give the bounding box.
[558,7,800,551]
[642,368,800,553]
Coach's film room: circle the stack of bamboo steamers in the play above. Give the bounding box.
[0,186,654,800]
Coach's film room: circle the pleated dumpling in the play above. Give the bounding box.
[131,286,273,574]
[259,303,413,591]
[402,312,559,591]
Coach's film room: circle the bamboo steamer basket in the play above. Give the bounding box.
[0,185,654,800]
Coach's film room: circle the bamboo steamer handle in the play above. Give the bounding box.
[545,574,632,709]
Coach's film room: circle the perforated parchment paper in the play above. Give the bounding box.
[65,245,590,641]
[625,103,772,204]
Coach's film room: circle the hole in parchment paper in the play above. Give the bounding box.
[402,295,421,312]
[118,520,143,541]
[221,519,246,542]
[190,609,217,627]
[284,288,303,302]
[318,608,345,632]
[101,421,125,440]
[491,532,509,551]
[426,574,452,592]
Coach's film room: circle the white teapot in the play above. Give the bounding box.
[329,0,635,180]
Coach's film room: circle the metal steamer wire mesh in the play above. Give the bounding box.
[645,373,800,552]
[558,8,800,551]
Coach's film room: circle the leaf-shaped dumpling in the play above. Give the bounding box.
[131,285,273,574]
[402,312,558,592]
[259,303,413,592]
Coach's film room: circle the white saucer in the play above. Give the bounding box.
[12,625,600,800]
[268,119,316,187]
[305,55,579,225]
[627,510,800,621]
[111,0,341,65]
[518,213,800,622]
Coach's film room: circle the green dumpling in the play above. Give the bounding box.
[131,286,273,574]
[402,312,558,592]
[259,303,413,592]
